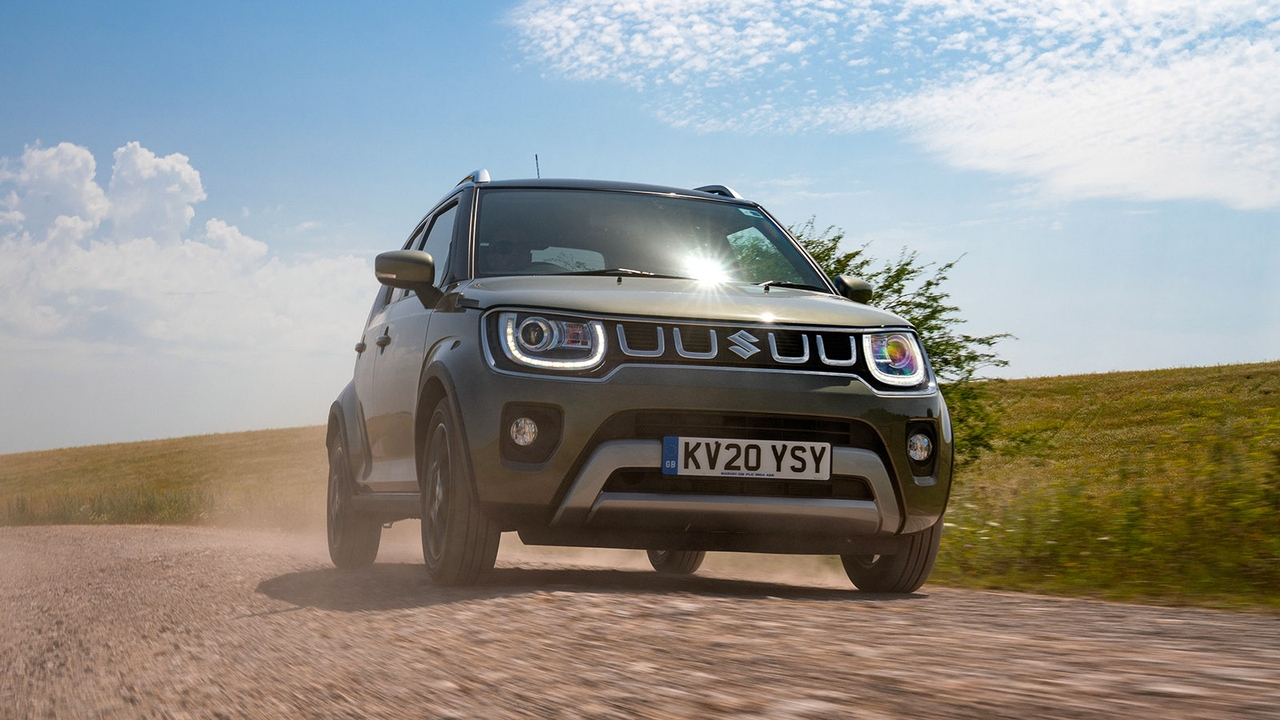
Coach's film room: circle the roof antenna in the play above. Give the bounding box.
[535,154,541,179]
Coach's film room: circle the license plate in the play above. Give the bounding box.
[661,437,831,480]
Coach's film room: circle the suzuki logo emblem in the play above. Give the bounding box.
[727,330,761,359]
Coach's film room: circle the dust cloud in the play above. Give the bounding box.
[213,479,854,589]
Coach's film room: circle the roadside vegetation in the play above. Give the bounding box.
[934,361,1280,609]
[0,426,326,529]
[796,222,1277,608]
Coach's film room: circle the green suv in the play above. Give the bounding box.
[326,170,952,592]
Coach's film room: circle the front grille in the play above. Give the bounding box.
[485,310,933,394]
[603,469,875,501]
[674,325,715,353]
[770,329,806,357]
[618,322,662,352]
[553,410,898,511]
[633,411,868,448]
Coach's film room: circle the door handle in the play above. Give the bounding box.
[375,331,392,348]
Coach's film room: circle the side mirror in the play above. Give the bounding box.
[375,250,441,306]
[834,275,874,304]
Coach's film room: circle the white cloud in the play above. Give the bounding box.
[0,141,381,450]
[106,141,207,243]
[0,141,373,360]
[0,142,108,242]
[510,0,834,87]
[513,0,1280,208]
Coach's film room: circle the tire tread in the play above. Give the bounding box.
[841,519,942,594]
[327,440,381,570]
[422,398,500,586]
[647,549,706,575]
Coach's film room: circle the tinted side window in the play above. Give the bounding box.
[419,203,458,287]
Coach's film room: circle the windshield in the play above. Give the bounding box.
[473,188,829,289]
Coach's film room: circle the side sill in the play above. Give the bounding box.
[350,492,421,521]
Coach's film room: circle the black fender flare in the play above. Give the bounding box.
[327,381,369,484]
[415,356,482,503]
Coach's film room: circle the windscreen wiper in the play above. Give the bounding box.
[755,280,829,292]
[561,268,695,280]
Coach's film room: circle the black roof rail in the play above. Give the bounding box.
[693,184,743,199]
[457,169,491,187]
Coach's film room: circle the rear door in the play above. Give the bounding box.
[349,298,385,482]
[362,197,462,492]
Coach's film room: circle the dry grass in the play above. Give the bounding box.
[0,426,327,529]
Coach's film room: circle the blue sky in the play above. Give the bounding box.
[1,1,1277,453]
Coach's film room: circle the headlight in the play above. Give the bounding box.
[863,331,926,386]
[499,312,607,370]
[517,317,557,352]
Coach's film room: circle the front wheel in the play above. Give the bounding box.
[646,549,706,575]
[420,397,500,586]
[327,437,381,569]
[841,519,943,593]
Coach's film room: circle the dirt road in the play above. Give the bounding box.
[2,525,1277,719]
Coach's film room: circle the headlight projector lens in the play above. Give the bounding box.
[517,317,556,352]
[907,432,933,462]
[510,417,539,446]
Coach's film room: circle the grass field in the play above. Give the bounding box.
[0,426,327,529]
[2,361,1277,608]
[933,361,1280,609]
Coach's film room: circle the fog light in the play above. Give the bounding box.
[510,417,538,446]
[907,432,933,462]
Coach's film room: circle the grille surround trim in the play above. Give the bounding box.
[482,308,939,396]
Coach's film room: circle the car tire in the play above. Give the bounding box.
[327,436,381,569]
[646,549,706,575]
[421,397,500,586]
[840,519,943,593]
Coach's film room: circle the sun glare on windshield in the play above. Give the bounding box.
[682,253,730,285]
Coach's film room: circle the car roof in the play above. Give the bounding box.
[472,177,754,203]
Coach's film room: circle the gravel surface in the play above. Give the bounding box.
[2,525,1277,719]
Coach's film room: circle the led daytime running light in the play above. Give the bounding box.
[862,332,926,386]
[501,313,607,370]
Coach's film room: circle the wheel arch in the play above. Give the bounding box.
[415,362,475,492]
[328,381,365,483]
[415,376,449,488]
[327,406,341,447]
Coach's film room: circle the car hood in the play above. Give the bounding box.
[456,276,910,329]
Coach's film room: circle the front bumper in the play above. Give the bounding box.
[441,341,951,544]
[554,440,897,537]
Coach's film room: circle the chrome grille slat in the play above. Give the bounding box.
[613,319,864,373]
